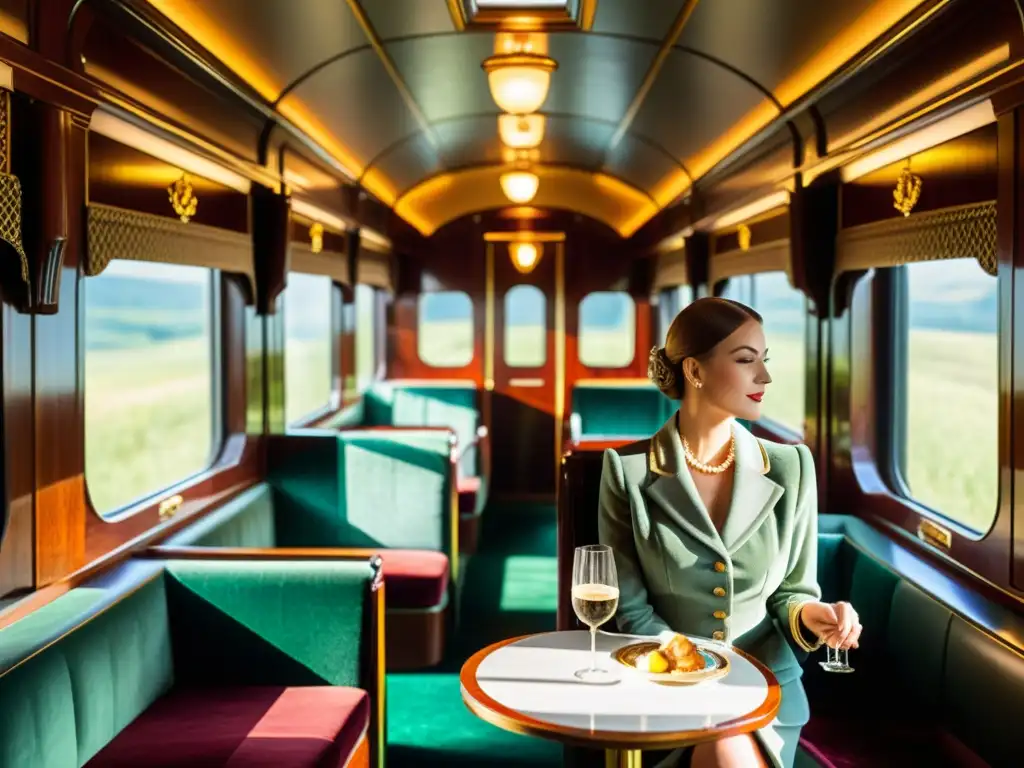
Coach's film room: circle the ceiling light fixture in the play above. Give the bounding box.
[482,33,558,114]
[500,170,539,204]
[510,241,541,273]
[498,113,546,149]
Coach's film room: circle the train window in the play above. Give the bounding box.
[84,260,218,515]
[658,285,693,340]
[719,273,807,433]
[418,291,474,367]
[897,259,998,532]
[750,272,807,434]
[283,272,335,424]
[355,284,377,391]
[504,284,546,367]
[719,275,752,305]
[578,292,635,368]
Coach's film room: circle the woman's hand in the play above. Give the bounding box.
[800,601,862,649]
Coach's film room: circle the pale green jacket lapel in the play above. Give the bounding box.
[645,413,784,556]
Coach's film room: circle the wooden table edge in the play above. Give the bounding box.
[458,631,782,751]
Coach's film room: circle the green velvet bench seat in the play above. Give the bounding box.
[797,515,1017,768]
[0,554,384,768]
[157,429,458,670]
[568,381,676,443]
[325,381,489,554]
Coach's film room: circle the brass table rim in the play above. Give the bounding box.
[458,630,781,751]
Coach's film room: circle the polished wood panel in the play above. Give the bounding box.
[1003,109,1024,592]
[32,105,87,584]
[388,217,485,383]
[712,209,790,254]
[88,133,249,233]
[0,95,37,598]
[840,125,998,229]
[75,8,265,164]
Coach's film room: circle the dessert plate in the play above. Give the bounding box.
[612,640,730,685]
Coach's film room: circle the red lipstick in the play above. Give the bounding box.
[747,393,763,402]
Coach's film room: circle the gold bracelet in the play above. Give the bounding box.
[788,599,823,653]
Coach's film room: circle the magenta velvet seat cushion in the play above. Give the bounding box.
[376,549,449,609]
[85,686,368,767]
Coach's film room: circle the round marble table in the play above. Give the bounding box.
[459,630,780,767]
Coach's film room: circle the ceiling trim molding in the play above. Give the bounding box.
[344,0,440,150]
[671,46,785,111]
[357,110,694,187]
[392,163,660,237]
[605,0,700,153]
[271,46,373,107]
[391,160,660,208]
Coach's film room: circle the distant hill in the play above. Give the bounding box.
[84,274,208,350]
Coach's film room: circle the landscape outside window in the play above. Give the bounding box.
[901,258,997,533]
[283,272,334,424]
[84,259,216,514]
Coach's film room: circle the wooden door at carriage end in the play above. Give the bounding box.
[486,238,563,499]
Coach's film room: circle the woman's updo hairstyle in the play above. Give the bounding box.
[647,297,762,400]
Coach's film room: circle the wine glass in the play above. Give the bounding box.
[571,544,619,683]
[819,643,854,673]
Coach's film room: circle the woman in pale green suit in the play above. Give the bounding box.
[598,297,862,768]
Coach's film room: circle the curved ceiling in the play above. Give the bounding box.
[393,164,658,237]
[146,0,933,237]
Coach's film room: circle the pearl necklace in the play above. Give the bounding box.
[683,434,736,474]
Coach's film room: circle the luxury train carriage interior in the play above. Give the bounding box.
[3,0,1024,767]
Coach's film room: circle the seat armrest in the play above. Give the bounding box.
[455,425,488,465]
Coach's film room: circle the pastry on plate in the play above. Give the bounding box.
[650,632,706,673]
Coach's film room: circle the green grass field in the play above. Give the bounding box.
[85,337,214,514]
[85,322,998,533]
[285,338,333,425]
[905,329,998,532]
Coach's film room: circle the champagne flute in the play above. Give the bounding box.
[571,544,619,683]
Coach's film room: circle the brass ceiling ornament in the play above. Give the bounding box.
[737,224,751,251]
[310,222,324,254]
[168,172,198,223]
[893,161,922,218]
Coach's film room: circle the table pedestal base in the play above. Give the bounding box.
[605,749,642,768]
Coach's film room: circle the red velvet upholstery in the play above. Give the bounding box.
[800,717,989,768]
[86,686,369,767]
[457,476,480,515]
[376,549,449,609]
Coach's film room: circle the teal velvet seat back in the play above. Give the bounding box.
[571,384,674,438]
[0,576,174,768]
[324,382,480,478]
[0,557,373,768]
[811,515,1024,767]
[570,383,754,441]
[269,430,452,555]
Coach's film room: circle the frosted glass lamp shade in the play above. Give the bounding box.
[500,171,539,203]
[510,242,540,273]
[483,54,557,114]
[498,114,546,149]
